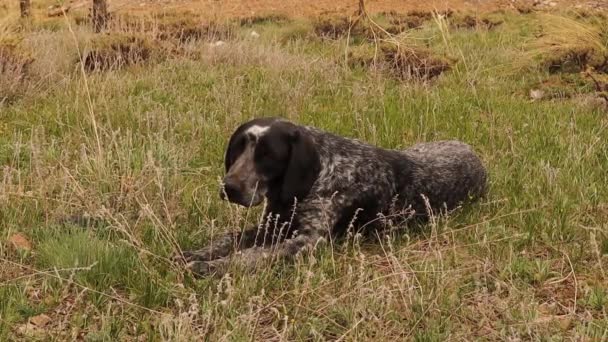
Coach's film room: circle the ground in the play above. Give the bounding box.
[1,0,608,340]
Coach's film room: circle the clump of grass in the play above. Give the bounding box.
[275,20,314,43]
[534,14,608,74]
[82,33,156,72]
[346,43,376,68]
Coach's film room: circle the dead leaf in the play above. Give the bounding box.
[29,314,51,327]
[8,233,32,251]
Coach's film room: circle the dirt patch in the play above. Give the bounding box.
[83,33,155,72]
[348,43,454,80]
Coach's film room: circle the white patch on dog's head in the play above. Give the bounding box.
[245,125,270,139]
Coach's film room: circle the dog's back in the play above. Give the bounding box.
[400,140,487,214]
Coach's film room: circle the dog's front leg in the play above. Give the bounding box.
[180,226,265,263]
[187,226,329,276]
[187,204,337,276]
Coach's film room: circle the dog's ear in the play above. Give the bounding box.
[281,129,321,204]
[224,126,247,172]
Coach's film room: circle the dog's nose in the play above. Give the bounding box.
[220,179,240,201]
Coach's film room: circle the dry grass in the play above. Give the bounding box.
[534,14,608,73]
[0,19,33,105]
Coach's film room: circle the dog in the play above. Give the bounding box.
[180,117,487,275]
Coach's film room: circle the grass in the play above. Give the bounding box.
[1,3,608,341]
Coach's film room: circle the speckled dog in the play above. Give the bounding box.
[181,117,487,275]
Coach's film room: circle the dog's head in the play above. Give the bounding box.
[221,118,321,207]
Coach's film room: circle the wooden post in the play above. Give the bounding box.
[19,0,30,18]
[92,0,108,33]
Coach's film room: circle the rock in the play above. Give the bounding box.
[250,30,260,39]
[558,316,573,331]
[209,40,226,47]
[530,89,545,100]
[29,314,52,327]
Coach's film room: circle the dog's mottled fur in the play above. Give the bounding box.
[181,117,487,275]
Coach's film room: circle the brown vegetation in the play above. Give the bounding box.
[382,44,454,80]
[0,43,33,104]
[83,33,154,72]
[450,13,504,30]
[313,16,373,40]
[348,43,454,80]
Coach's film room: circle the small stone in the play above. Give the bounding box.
[209,40,226,47]
[530,89,545,100]
[250,30,260,38]
[558,316,573,330]
[29,314,51,327]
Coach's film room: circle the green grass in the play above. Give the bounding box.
[1,8,608,341]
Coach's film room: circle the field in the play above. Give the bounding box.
[1,0,608,340]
